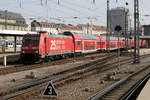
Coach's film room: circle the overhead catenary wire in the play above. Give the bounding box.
[0,0,132,26]
[19,0,22,8]
[58,0,60,5]
[16,0,106,19]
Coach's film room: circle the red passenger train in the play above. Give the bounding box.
[20,31,146,64]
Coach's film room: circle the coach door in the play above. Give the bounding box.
[75,40,82,52]
[82,41,84,52]
[44,38,47,56]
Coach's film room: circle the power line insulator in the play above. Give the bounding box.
[46,0,48,5]
[19,0,22,8]
[93,0,95,4]
[58,0,60,5]
[41,0,43,6]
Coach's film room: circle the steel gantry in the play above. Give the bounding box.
[134,0,140,63]
[106,0,110,51]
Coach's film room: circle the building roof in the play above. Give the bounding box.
[0,10,23,20]
[90,25,106,31]
[0,10,27,26]
[78,24,106,31]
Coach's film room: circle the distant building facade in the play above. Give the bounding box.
[60,24,83,34]
[31,20,106,35]
[109,7,129,34]
[143,25,150,36]
[90,25,106,35]
[31,21,59,34]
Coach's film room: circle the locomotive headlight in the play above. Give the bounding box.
[35,51,38,53]
[32,47,39,50]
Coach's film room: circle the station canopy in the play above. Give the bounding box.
[0,29,36,36]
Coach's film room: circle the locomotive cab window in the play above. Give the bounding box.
[23,35,40,43]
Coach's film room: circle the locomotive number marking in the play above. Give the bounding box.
[50,40,66,50]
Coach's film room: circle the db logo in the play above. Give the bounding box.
[50,40,56,50]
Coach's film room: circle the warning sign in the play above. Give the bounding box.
[43,82,58,96]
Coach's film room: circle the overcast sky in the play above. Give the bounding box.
[0,0,150,26]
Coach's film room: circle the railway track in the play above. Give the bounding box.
[1,52,150,100]
[89,61,150,100]
[0,53,123,100]
[0,51,140,100]
[0,51,149,76]
[0,53,107,75]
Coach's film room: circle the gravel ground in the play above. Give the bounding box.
[30,51,150,100]
[0,56,100,89]
[0,49,150,100]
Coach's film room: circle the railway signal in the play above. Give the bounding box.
[115,25,122,32]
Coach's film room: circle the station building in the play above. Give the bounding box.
[0,10,27,40]
[140,25,150,48]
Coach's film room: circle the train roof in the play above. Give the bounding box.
[63,31,97,40]
[24,32,71,39]
[47,34,71,38]
[46,32,71,38]
[110,37,117,40]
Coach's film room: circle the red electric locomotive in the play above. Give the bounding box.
[21,32,74,63]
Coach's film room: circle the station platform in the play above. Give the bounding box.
[0,52,20,58]
[137,79,150,100]
[0,52,20,66]
[129,48,150,56]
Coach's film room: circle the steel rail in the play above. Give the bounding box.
[89,77,129,100]
[1,54,116,99]
[121,73,150,100]
[88,64,150,100]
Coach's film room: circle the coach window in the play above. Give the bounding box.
[97,42,100,45]
[111,45,116,48]
[101,42,105,45]
[78,41,81,45]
